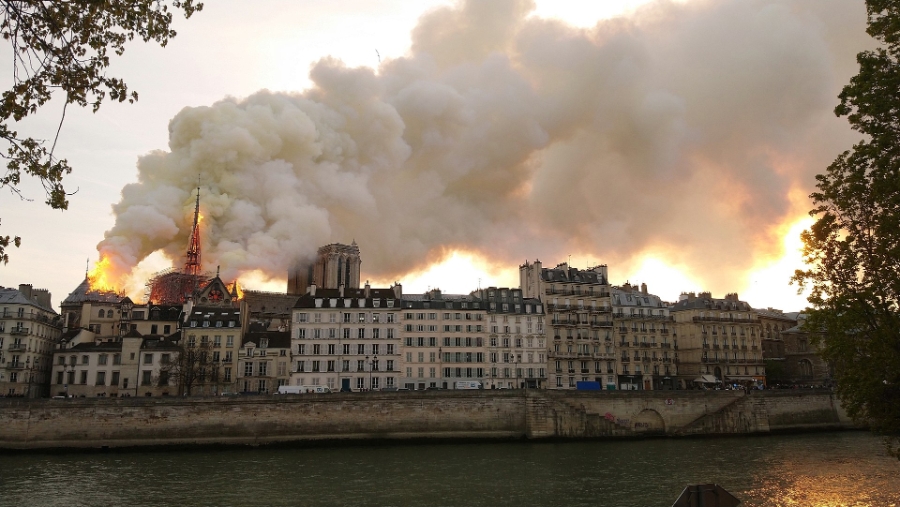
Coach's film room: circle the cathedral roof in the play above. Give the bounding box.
[61,277,124,306]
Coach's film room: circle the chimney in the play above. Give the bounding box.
[641,283,647,295]
[364,281,370,298]
[339,284,344,298]
[392,283,402,300]
[309,283,316,296]
[18,284,32,300]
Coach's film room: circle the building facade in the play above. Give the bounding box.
[0,284,62,397]
[671,292,765,388]
[288,242,362,294]
[237,327,292,394]
[520,260,614,390]
[399,290,487,390]
[291,284,402,391]
[474,287,546,389]
[611,283,676,390]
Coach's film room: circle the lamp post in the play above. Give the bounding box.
[26,359,34,399]
[365,354,377,391]
[515,357,520,389]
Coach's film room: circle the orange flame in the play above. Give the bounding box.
[229,281,244,300]
[87,255,118,293]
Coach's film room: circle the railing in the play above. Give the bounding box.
[660,343,671,349]
[7,363,24,370]
[618,327,628,333]
[692,316,760,323]
[8,343,27,352]
[712,345,720,350]
[10,327,29,335]
[621,357,630,363]
[702,343,710,349]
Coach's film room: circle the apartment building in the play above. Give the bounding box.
[0,284,62,397]
[291,284,402,392]
[399,290,487,390]
[51,330,181,397]
[670,292,765,388]
[473,287,546,389]
[520,260,613,389]
[611,283,676,390]
[237,327,291,394]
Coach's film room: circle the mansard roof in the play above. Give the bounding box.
[0,286,57,314]
[243,330,291,349]
[293,288,398,309]
[541,266,607,285]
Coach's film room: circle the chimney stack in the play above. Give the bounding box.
[641,283,647,295]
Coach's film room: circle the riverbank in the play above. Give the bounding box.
[0,389,853,450]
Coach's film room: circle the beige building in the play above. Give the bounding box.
[520,260,614,390]
[399,290,487,390]
[237,327,292,394]
[51,331,181,397]
[671,292,765,389]
[0,284,62,397]
[291,284,402,392]
[611,283,676,390]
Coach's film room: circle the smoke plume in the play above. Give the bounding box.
[97,0,869,293]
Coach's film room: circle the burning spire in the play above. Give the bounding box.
[185,185,202,277]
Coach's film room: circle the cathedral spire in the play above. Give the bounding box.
[185,185,202,277]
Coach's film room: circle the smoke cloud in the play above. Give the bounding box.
[97,0,869,293]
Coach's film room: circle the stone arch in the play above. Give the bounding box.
[633,409,666,434]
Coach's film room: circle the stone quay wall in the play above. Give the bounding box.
[0,389,853,450]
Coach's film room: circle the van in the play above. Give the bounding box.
[455,381,482,390]
[277,385,332,394]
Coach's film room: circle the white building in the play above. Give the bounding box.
[291,284,402,392]
[399,290,487,390]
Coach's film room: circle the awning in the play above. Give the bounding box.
[693,375,719,384]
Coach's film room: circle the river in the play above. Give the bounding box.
[1,431,897,507]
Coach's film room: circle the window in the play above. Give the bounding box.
[244,362,253,377]
[224,368,232,382]
[259,361,268,376]
[111,371,120,386]
[81,355,89,365]
[143,353,153,365]
[113,354,121,365]
[226,335,234,347]
[141,370,152,386]
[95,371,106,386]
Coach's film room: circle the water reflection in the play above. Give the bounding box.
[0,432,897,507]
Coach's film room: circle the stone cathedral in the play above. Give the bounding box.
[287,242,362,294]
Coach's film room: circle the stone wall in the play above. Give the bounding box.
[0,389,853,450]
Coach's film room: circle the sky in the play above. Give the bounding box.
[0,0,871,312]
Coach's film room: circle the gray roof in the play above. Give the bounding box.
[671,296,753,312]
[61,277,124,305]
[0,286,57,314]
[541,267,607,285]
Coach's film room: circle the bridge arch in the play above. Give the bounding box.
[632,408,666,434]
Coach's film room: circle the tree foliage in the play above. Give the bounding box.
[0,0,202,263]
[793,0,900,457]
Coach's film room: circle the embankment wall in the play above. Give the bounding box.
[0,389,853,450]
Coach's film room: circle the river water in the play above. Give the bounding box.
[1,431,897,507]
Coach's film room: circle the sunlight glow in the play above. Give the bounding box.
[374,251,518,295]
[741,216,815,311]
[623,256,703,302]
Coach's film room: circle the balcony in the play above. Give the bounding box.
[619,341,629,347]
[7,363,24,370]
[712,345,720,350]
[8,343,27,352]
[591,322,613,328]
[9,327,29,335]
[618,327,628,333]
[662,357,671,363]
[580,369,589,374]
[702,343,710,349]
[741,345,748,351]
[660,343,671,349]
[621,357,630,363]
[660,329,669,334]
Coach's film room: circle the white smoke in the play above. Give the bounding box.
[97,0,869,292]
